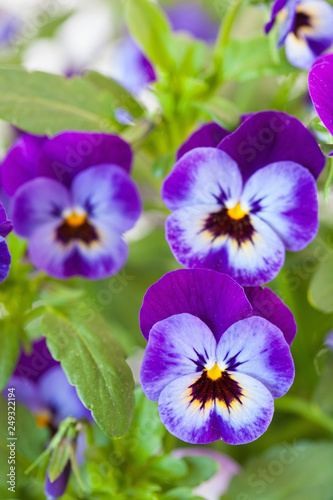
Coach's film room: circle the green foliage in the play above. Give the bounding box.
[308,253,333,314]
[223,441,333,500]
[42,309,135,437]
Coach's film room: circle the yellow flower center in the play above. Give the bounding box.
[36,411,52,428]
[206,362,222,381]
[227,203,248,220]
[65,213,86,227]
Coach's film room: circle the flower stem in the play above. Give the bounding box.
[275,396,333,434]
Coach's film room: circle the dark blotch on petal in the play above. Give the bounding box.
[56,218,99,246]
[189,370,243,411]
[202,208,255,246]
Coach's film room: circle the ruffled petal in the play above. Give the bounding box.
[71,165,142,233]
[10,178,70,238]
[177,123,230,160]
[158,372,224,444]
[0,201,12,237]
[218,111,325,180]
[309,53,333,136]
[38,132,132,187]
[0,237,11,282]
[241,161,318,251]
[162,148,243,211]
[245,286,296,345]
[165,207,285,286]
[285,32,317,69]
[0,134,46,196]
[301,0,333,48]
[139,269,252,341]
[216,372,274,445]
[140,313,217,401]
[265,0,289,34]
[216,316,295,398]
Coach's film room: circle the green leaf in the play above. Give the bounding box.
[148,455,189,484]
[161,487,198,500]
[84,71,144,119]
[0,318,20,390]
[42,309,135,437]
[0,67,117,135]
[178,456,218,488]
[323,158,333,201]
[223,441,333,500]
[223,36,293,82]
[192,97,240,130]
[308,253,333,314]
[125,0,174,71]
[48,439,71,482]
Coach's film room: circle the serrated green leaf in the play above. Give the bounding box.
[42,309,135,438]
[0,67,117,135]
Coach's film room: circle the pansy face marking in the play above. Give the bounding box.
[56,209,99,247]
[265,0,333,69]
[188,362,244,411]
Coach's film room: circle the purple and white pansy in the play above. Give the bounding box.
[0,201,12,282]
[309,53,333,143]
[265,0,333,69]
[140,269,295,445]
[1,132,141,280]
[162,111,324,286]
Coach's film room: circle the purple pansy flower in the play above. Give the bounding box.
[1,132,141,279]
[309,53,333,142]
[166,2,219,43]
[173,448,241,499]
[162,111,324,286]
[7,339,92,499]
[140,269,295,445]
[265,0,333,69]
[0,201,12,282]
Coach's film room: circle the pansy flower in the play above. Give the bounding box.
[0,201,12,282]
[140,269,295,444]
[7,339,92,499]
[309,53,333,144]
[162,111,325,286]
[265,0,333,69]
[1,132,142,279]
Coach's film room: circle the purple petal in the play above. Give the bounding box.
[71,165,142,233]
[162,148,243,211]
[5,376,42,413]
[158,372,224,444]
[139,269,253,341]
[265,0,289,34]
[0,237,11,282]
[14,338,59,382]
[216,316,295,398]
[44,462,71,499]
[0,134,46,196]
[39,365,92,422]
[141,313,217,401]
[309,53,333,136]
[10,178,70,238]
[218,111,325,180]
[166,2,219,42]
[325,331,333,351]
[165,207,286,286]
[38,132,132,187]
[0,202,12,237]
[241,161,319,251]
[245,287,297,345]
[216,372,274,445]
[177,123,230,160]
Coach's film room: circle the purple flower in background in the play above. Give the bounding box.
[0,201,12,282]
[309,53,333,141]
[166,2,219,43]
[325,331,333,351]
[265,0,333,69]
[1,132,141,279]
[173,448,241,499]
[140,269,295,444]
[7,339,92,499]
[162,111,324,286]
